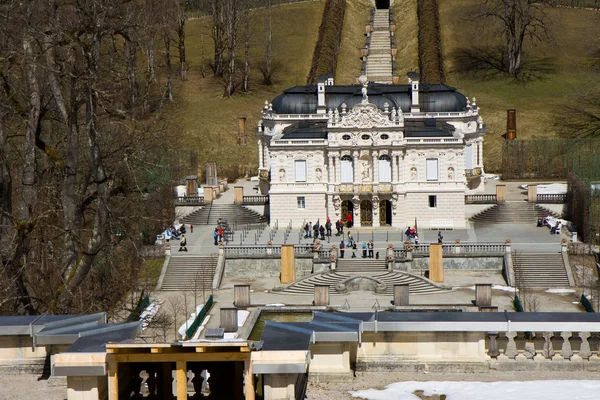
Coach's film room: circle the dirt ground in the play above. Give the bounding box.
[0,374,66,400]
[307,370,600,399]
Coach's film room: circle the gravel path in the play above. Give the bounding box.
[0,374,66,400]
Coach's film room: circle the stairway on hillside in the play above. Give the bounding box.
[512,253,570,288]
[181,203,267,226]
[366,9,393,83]
[280,259,445,295]
[159,256,217,291]
[470,202,561,223]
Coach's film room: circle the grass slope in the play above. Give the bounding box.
[336,0,372,84]
[393,0,419,80]
[167,1,324,180]
[439,1,600,173]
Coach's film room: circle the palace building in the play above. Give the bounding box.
[256,73,486,229]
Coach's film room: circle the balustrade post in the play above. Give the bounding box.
[542,332,555,359]
[579,332,592,359]
[487,332,500,358]
[504,331,519,359]
[560,331,574,360]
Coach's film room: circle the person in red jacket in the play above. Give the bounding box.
[346,212,353,228]
[218,226,223,242]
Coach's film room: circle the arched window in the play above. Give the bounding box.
[378,155,391,183]
[341,155,353,183]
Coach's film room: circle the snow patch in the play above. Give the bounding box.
[546,288,576,294]
[139,302,161,331]
[177,303,205,339]
[458,285,517,292]
[350,380,600,400]
[266,303,286,307]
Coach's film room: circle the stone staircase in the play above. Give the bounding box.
[512,253,570,287]
[181,203,267,226]
[279,268,446,296]
[336,258,387,273]
[470,202,560,223]
[366,9,393,83]
[159,255,217,291]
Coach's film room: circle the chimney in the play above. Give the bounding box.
[408,72,420,112]
[317,75,327,114]
[506,109,517,140]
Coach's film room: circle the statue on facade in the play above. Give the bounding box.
[358,75,369,104]
[279,169,286,181]
[360,161,371,183]
[410,167,417,181]
[315,168,322,182]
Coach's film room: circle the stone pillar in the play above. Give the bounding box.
[175,361,187,400]
[527,185,537,202]
[373,151,379,184]
[390,154,396,184]
[220,308,238,332]
[335,154,341,184]
[328,154,334,184]
[353,196,361,228]
[394,284,409,306]
[475,284,492,307]
[264,374,297,400]
[258,139,264,169]
[234,284,251,307]
[353,152,359,184]
[314,285,330,306]
[280,244,295,284]
[204,187,214,204]
[429,243,443,282]
[186,175,198,196]
[496,185,506,204]
[372,196,380,228]
[234,186,244,205]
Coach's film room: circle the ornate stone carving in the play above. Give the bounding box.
[332,195,341,214]
[338,184,354,193]
[338,103,392,128]
[279,169,286,181]
[315,168,323,182]
[358,184,373,193]
[378,184,392,193]
[360,160,371,183]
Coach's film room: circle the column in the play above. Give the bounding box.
[328,153,334,184]
[108,361,118,400]
[176,361,187,399]
[335,154,341,184]
[257,139,264,169]
[244,359,255,400]
[372,151,379,184]
[353,152,359,184]
[390,153,396,184]
[396,154,401,182]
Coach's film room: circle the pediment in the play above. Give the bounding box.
[337,103,392,128]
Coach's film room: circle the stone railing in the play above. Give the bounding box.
[242,195,269,205]
[536,193,567,203]
[223,244,320,258]
[393,249,407,259]
[410,243,506,256]
[174,196,205,206]
[486,331,600,362]
[465,194,497,204]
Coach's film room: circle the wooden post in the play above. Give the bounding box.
[158,362,173,399]
[475,284,492,307]
[280,245,295,284]
[234,285,251,307]
[480,306,498,312]
[429,244,443,282]
[393,284,409,306]
[244,358,255,400]
[108,360,118,400]
[186,175,198,196]
[506,109,517,140]
[496,185,506,204]
[220,308,238,332]
[527,185,537,202]
[314,285,330,306]
[234,186,244,205]
[176,360,187,399]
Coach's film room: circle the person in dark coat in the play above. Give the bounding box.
[179,235,188,252]
[319,225,325,240]
[335,220,341,236]
[340,241,345,258]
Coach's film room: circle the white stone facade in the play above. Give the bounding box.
[257,75,486,229]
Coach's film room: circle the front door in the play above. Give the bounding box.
[379,200,392,226]
[360,200,373,226]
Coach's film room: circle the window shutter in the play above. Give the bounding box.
[295,160,307,182]
[341,159,353,183]
[378,158,391,182]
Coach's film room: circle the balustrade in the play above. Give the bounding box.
[242,195,269,205]
[465,194,497,204]
[486,331,600,362]
[175,195,205,205]
[536,193,567,203]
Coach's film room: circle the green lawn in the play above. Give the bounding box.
[167,1,325,181]
[439,1,600,172]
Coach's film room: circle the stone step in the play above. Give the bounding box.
[512,253,569,288]
[160,256,218,290]
[470,203,561,223]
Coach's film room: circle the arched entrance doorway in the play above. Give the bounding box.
[360,200,373,226]
[341,200,354,226]
[379,200,392,226]
[375,0,390,9]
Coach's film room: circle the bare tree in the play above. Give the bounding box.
[224,0,240,97]
[262,0,274,85]
[211,0,226,77]
[480,0,552,78]
[242,0,251,92]
[167,296,184,340]
[174,0,187,81]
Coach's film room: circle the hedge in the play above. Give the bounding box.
[581,294,595,313]
[186,295,214,339]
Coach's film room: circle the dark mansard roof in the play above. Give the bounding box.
[271,83,468,115]
[280,121,328,139]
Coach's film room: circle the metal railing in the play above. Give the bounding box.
[465,194,497,204]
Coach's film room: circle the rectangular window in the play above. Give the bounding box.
[476,142,481,165]
[426,158,438,181]
[295,160,307,182]
[465,145,473,169]
[429,195,437,208]
[297,196,306,209]
[341,159,353,183]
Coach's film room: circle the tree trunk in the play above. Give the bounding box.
[212,0,225,76]
[125,40,138,116]
[225,0,238,97]
[264,0,273,85]
[165,31,174,102]
[178,17,187,80]
[242,0,250,92]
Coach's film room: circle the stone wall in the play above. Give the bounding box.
[224,258,315,279]
[269,193,327,228]
[409,256,504,271]
[404,191,466,229]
